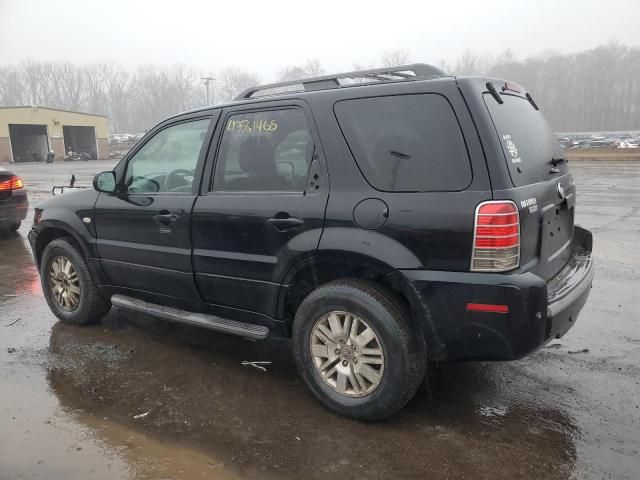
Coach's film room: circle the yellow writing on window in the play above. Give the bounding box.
[226,119,278,133]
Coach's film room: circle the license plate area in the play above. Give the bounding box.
[541,201,574,266]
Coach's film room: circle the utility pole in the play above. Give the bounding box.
[201,76,215,105]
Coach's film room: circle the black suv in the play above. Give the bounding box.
[29,64,594,420]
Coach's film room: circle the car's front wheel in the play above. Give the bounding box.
[293,279,426,421]
[41,238,110,325]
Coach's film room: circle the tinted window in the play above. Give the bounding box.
[213,109,314,192]
[484,93,566,187]
[124,119,210,193]
[334,94,471,192]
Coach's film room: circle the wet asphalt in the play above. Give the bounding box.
[0,159,638,480]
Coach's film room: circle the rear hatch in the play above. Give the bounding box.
[483,85,574,282]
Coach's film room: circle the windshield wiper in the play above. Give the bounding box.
[549,157,568,174]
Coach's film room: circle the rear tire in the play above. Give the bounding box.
[10,221,20,232]
[293,279,426,421]
[41,238,110,325]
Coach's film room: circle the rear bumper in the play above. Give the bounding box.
[388,226,594,361]
[0,191,28,223]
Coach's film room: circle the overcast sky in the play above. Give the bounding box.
[1,0,639,80]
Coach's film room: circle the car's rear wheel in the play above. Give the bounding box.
[41,238,110,325]
[293,279,426,421]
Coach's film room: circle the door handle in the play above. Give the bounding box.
[153,211,181,225]
[267,215,304,231]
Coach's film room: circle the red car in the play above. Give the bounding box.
[0,166,28,233]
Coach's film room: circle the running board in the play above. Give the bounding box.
[110,294,270,340]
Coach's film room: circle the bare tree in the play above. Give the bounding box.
[216,67,260,101]
[2,44,640,133]
[0,66,24,106]
[381,49,411,67]
[22,60,48,105]
[277,59,326,81]
[277,65,308,82]
[304,59,325,77]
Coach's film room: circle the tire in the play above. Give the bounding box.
[40,237,110,325]
[0,222,18,235]
[293,279,426,421]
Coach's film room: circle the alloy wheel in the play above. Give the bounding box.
[310,311,385,397]
[48,256,81,312]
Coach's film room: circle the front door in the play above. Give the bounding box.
[94,115,215,299]
[191,103,328,317]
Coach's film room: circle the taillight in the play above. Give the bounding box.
[471,200,520,272]
[0,175,24,191]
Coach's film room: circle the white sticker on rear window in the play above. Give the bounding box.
[502,134,522,164]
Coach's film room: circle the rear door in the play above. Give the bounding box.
[482,87,574,280]
[191,101,328,317]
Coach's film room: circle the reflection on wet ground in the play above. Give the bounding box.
[1,160,639,479]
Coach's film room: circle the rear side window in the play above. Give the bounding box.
[212,108,314,192]
[334,94,472,192]
[484,93,566,187]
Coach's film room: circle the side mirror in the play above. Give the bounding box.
[93,171,116,193]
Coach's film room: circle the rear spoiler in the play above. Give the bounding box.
[485,81,539,110]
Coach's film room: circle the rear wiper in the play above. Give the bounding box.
[549,157,567,173]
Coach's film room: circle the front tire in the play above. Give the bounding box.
[40,238,110,325]
[293,279,426,421]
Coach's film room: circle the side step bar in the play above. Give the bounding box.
[110,294,270,340]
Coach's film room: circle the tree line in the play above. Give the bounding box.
[446,41,640,132]
[1,43,638,133]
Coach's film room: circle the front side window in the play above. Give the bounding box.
[334,94,472,192]
[124,118,210,193]
[213,108,314,192]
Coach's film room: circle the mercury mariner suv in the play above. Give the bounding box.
[29,64,594,420]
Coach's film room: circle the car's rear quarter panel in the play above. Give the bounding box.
[309,79,493,273]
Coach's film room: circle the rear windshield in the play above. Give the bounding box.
[334,94,472,192]
[484,93,566,186]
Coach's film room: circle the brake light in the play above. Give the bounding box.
[0,175,24,191]
[471,201,520,272]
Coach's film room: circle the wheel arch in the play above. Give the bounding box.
[276,252,426,343]
[34,220,90,269]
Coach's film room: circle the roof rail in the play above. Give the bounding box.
[235,63,447,100]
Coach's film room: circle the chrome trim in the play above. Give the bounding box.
[547,259,594,317]
[475,233,519,239]
[110,294,270,340]
[471,200,520,272]
[475,222,519,227]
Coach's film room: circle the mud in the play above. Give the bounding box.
[0,160,638,479]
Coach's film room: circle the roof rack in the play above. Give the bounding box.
[235,63,446,100]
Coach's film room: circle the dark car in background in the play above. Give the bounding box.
[0,166,27,233]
